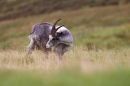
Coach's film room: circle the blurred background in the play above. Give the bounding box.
[0,0,130,86]
[0,0,130,49]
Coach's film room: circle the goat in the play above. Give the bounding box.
[27,19,73,59]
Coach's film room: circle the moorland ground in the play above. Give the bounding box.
[0,1,130,86]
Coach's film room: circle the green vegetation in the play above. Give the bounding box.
[73,24,130,49]
[0,47,130,86]
[0,4,130,49]
[0,68,130,86]
[1,0,130,21]
[0,1,130,86]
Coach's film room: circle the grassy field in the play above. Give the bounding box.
[0,4,130,49]
[0,3,130,86]
[0,48,130,86]
[1,0,129,21]
[1,47,130,71]
[0,68,130,86]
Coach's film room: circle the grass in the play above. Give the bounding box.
[1,0,129,21]
[0,47,130,71]
[0,47,130,86]
[0,3,130,86]
[0,4,130,49]
[0,68,130,86]
[74,24,130,49]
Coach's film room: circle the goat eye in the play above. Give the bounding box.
[52,37,59,41]
[56,33,60,36]
[55,37,59,40]
[57,32,62,36]
[52,38,55,40]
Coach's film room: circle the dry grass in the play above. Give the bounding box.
[0,47,130,73]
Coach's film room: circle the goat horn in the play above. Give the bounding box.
[51,19,61,37]
[56,25,64,30]
[53,25,64,35]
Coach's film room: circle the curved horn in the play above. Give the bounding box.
[56,25,64,30]
[51,19,61,37]
[53,25,64,35]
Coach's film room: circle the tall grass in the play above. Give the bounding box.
[0,47,130,72]
[0,48,130,86]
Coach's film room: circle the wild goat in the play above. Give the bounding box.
[27,19,73,59]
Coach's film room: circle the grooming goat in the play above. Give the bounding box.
[27,19,73,59]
